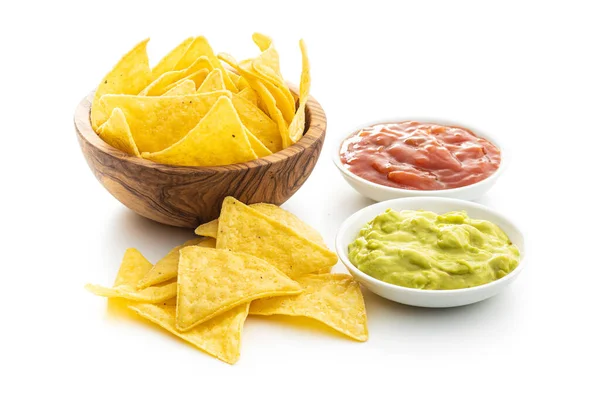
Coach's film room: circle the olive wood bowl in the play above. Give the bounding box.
[74,89,326,228]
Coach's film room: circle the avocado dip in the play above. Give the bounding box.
[348,209,520,290]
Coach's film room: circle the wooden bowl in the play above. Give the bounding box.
[74,90,327,228]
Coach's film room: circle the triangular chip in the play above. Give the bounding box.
[216,197,338,276]
[198,68,226,93]
[226,69,241,85]
[91,39,152,129]
[162,79,197,96]
[175,68,210,89]
[250,273,368,342]
[141,96,257,166]
[137,238,215,289]
[174,36,238,92]
[250,33,296,119]
[236,75,251,91]
[176,246,302,331]
[85,248,176,303]
[196,203,325,247]
[289,40,310,143]
[194,219,219,238]
[232,94,282,152]
[98,91,230,153]
[245,127,272,158]
[140,57,212,96]
[96,108,141,156]
[151,37,194,80]
[237,87,259,106]
[219,53,293,145]
[129,302,249,365]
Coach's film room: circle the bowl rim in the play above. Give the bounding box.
[335,196,527,296]
[74,86,326,172]
[331,117,509,195]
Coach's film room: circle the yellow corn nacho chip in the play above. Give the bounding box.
[250,273,368,342]
[237,87,259,106]
[177,68,210,89]
[249,78,292,148]
[142,96,257,166]
[96,108,140,156]
[174,36,238,92]
[162,79,197,96]
[99,91,230,153]
[85,248,176,303]
[141,57,212,96]
[129,302,249,365]
[289,39,310,143]
[245,127,272,158]
[198,68,226,93]
[196,203,326,247]
[137,238,215,289]
[176,246,302,331]
[91,39,152,129]
[194,220,218,238]
[219,53,292,145]
[232,94,282,152]
[151,37,194,80]
[216,197,338,276]
[226,69,240,84]
[250,33,296,118]
[220,37,294,125]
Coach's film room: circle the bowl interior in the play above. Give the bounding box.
[336,197,526,293]
[332,118,509,196]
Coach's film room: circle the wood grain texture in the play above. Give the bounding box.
[74,88,327,228]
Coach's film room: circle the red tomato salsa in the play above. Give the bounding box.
[340,121,501,190]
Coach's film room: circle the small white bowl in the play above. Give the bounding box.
[332,118,508,201]
[336,197,526,308]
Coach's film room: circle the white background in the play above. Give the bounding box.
[2,0,599,412]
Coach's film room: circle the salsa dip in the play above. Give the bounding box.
[339,121,501,191]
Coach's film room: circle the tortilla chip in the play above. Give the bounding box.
[250,33,296,118]
[176,246,302,331]
[196,203,326,248]
[91,39,152,129]
[141,96,257,166]
[151,37,194,80]
[232,94,282,153]
[162,79,197,96]
[250,273,368,341]
[219,54,292,146]
[226,69,240,84]
[289,40,310,143]
[237,87,259,106]
[216,197,338,276]
[198,68,226,93]
[137,238,215,289]
[140,57,212,96]
[245,127,272,158]
[85,248,176,303]
[96,108,140,156]
[178,68,210,89]
[98,91,230,153]
[129,302,249,364]
[174,36,238,92]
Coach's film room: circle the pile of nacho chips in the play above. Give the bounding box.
[86,197,368,364]
[90,34,310,167]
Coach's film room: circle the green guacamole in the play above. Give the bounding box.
[348,209,520,290]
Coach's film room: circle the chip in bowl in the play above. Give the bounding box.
[90,34,311,167]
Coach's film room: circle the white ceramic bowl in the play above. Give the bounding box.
[336,197,526,308]
[332,118,508,201]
